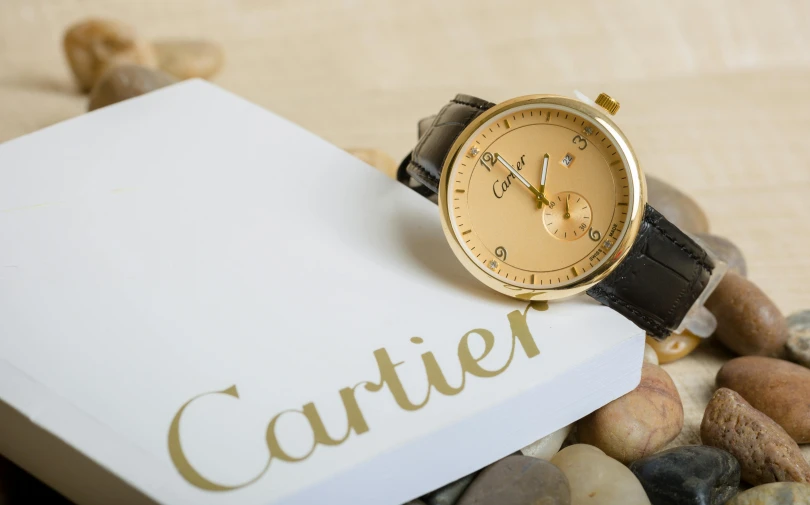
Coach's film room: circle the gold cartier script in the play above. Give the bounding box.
[168,301,547,491]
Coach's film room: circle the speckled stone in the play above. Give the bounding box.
[63,18,156,92]
[785,310,810,368]
[629,445,740,505]
[647,176,709,234]
[423,472,477,505]
[694,233,747,277]
[716,356,810,443]
[705,272,788,357]
[551,444,650,505]
[700,388,810,486]
[726,482,810,504]
[154,39,224,80]
[458,455,570,505]
[88,64,176,111]
[521,424,572,460]
[577,363,683,464]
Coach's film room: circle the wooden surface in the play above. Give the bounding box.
[1,0,808,462]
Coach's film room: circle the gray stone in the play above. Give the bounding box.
[458,455,570,505]
[628,445,740,505]
[88,64,176,111]
[423,473,477,505]
[786,310,810,368]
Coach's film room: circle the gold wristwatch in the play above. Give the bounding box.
[398,93,726,339]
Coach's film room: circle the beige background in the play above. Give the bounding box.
[1,0,809,474]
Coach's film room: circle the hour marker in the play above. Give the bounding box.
[571,266,578,276]
[617,202,628,206]
[455,189,466,193]
[504,119,511,129]
[610,160,621,166]
[467,146,480,157]
[531,274,536,284]
[583,126,594,136]
[545,111,551,122]
[462,230,472,235]
[487,259,499,270]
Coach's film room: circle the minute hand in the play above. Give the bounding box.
[495,153,551,206]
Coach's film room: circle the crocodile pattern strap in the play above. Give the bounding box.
[397,94,494,196]
[587,204,715,339]
[399,96,714,339]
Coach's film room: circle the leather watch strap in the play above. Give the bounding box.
[397,94,494,196]
[586,204,714,339]
[398,95,714,339]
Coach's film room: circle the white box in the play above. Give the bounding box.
[0,80,644,505]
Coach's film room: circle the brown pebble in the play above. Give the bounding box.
[694,233,747,277]
[717,356,810,443]
[647,176,709,234]
[345,148,398,179]
[153,39,224,80]
[577,363,683,464]
[700,388,810,486]
[645,332,701,364]
[88,65,176,111]
[705,272,788,357]
[63,18,156,92]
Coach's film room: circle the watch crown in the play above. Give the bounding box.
[595,93,620,115]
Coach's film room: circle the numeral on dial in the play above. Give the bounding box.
[589,228,601,241]
[572,135,588,150]
[479,152,496,171]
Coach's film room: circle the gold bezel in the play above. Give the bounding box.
[438,94,647,301]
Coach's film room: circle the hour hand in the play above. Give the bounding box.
[494,153,550,206]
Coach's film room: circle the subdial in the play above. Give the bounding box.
[543,192,593,241]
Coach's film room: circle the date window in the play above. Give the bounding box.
[561,153,575,167]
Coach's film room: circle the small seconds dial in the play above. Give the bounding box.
[543,192,593,241]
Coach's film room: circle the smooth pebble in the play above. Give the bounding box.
[551,444,650,505]
[521,424,572,460]
[716,356,810,443]
[577,363,683,464]
[705,272,788,357]
[458,455,570,505]
[63,18,156,92]
[154,39,224,80]
[88,64,176,111]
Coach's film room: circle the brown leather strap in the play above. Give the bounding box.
[399,95,714,339]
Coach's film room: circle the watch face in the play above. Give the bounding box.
[439,96,645,299]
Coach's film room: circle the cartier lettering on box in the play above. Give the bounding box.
[169,302,543,492]
[0,80,645,505]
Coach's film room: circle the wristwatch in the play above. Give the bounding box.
[397,93,724,340]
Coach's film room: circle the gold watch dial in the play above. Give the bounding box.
[442,97,643,295]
